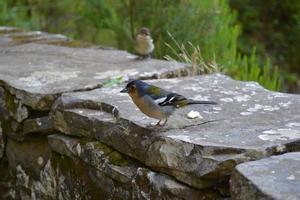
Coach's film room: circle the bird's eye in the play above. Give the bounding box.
[129,85,135,92]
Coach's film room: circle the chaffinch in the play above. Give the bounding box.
[134,27,154,59]
[120,80,217,126]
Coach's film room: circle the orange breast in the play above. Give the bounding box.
[130,94,165,120]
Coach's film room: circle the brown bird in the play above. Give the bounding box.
[134,27,154,59]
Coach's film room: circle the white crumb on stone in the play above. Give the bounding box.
[187,111,203,119]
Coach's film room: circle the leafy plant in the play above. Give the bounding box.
[165,33,281,91]
[164,32,219,75]
[233,49,281,90]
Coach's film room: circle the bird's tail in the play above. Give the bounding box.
[187,99,217,105]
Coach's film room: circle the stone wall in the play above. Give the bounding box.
[0,27,299,199]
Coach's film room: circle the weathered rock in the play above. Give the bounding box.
[0,30,70,46]
[1,27,300,199]
[51,74,300,189]
[10,156,106,200]
[6,137,50,177]
[23,116,54,135]
[0,86,31,140]
[0,27,190,111]
[0,27,93,48]
[0,122,3,159]
[230,152,300,200]
[48,134,217,200]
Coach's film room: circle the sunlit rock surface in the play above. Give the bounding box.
[230,152,300,200]
[0,27,300,199]
[52,74,300,189]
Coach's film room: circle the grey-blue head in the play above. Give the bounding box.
[120,80,150,96]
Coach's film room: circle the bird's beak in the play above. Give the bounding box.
[120,88,128,93]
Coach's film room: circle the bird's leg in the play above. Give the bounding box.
[161,118,168,126]
[155,118,168,127]
[155,120,161,126]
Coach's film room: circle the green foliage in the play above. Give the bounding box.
[230,0,300,91]
[165,33,281,91]
[0,0,287,91]
[233,49,281,91]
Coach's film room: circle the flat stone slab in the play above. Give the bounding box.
[51,74,300,189]
[0,29,69,46]
[230,152,300,200]
[0,27,189,110]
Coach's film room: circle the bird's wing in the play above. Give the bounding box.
[158,93,188,108]
[146,84,170,100]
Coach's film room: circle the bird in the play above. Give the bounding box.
[134,27,154,59]
[120,80,217,126]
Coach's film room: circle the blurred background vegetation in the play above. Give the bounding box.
[0,0,299,93]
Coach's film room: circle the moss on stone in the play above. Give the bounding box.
[51,152,107,198]
[107,151,130,166]
[5,91,16,113]
[93,141,113,155]
[86,141,130,166]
